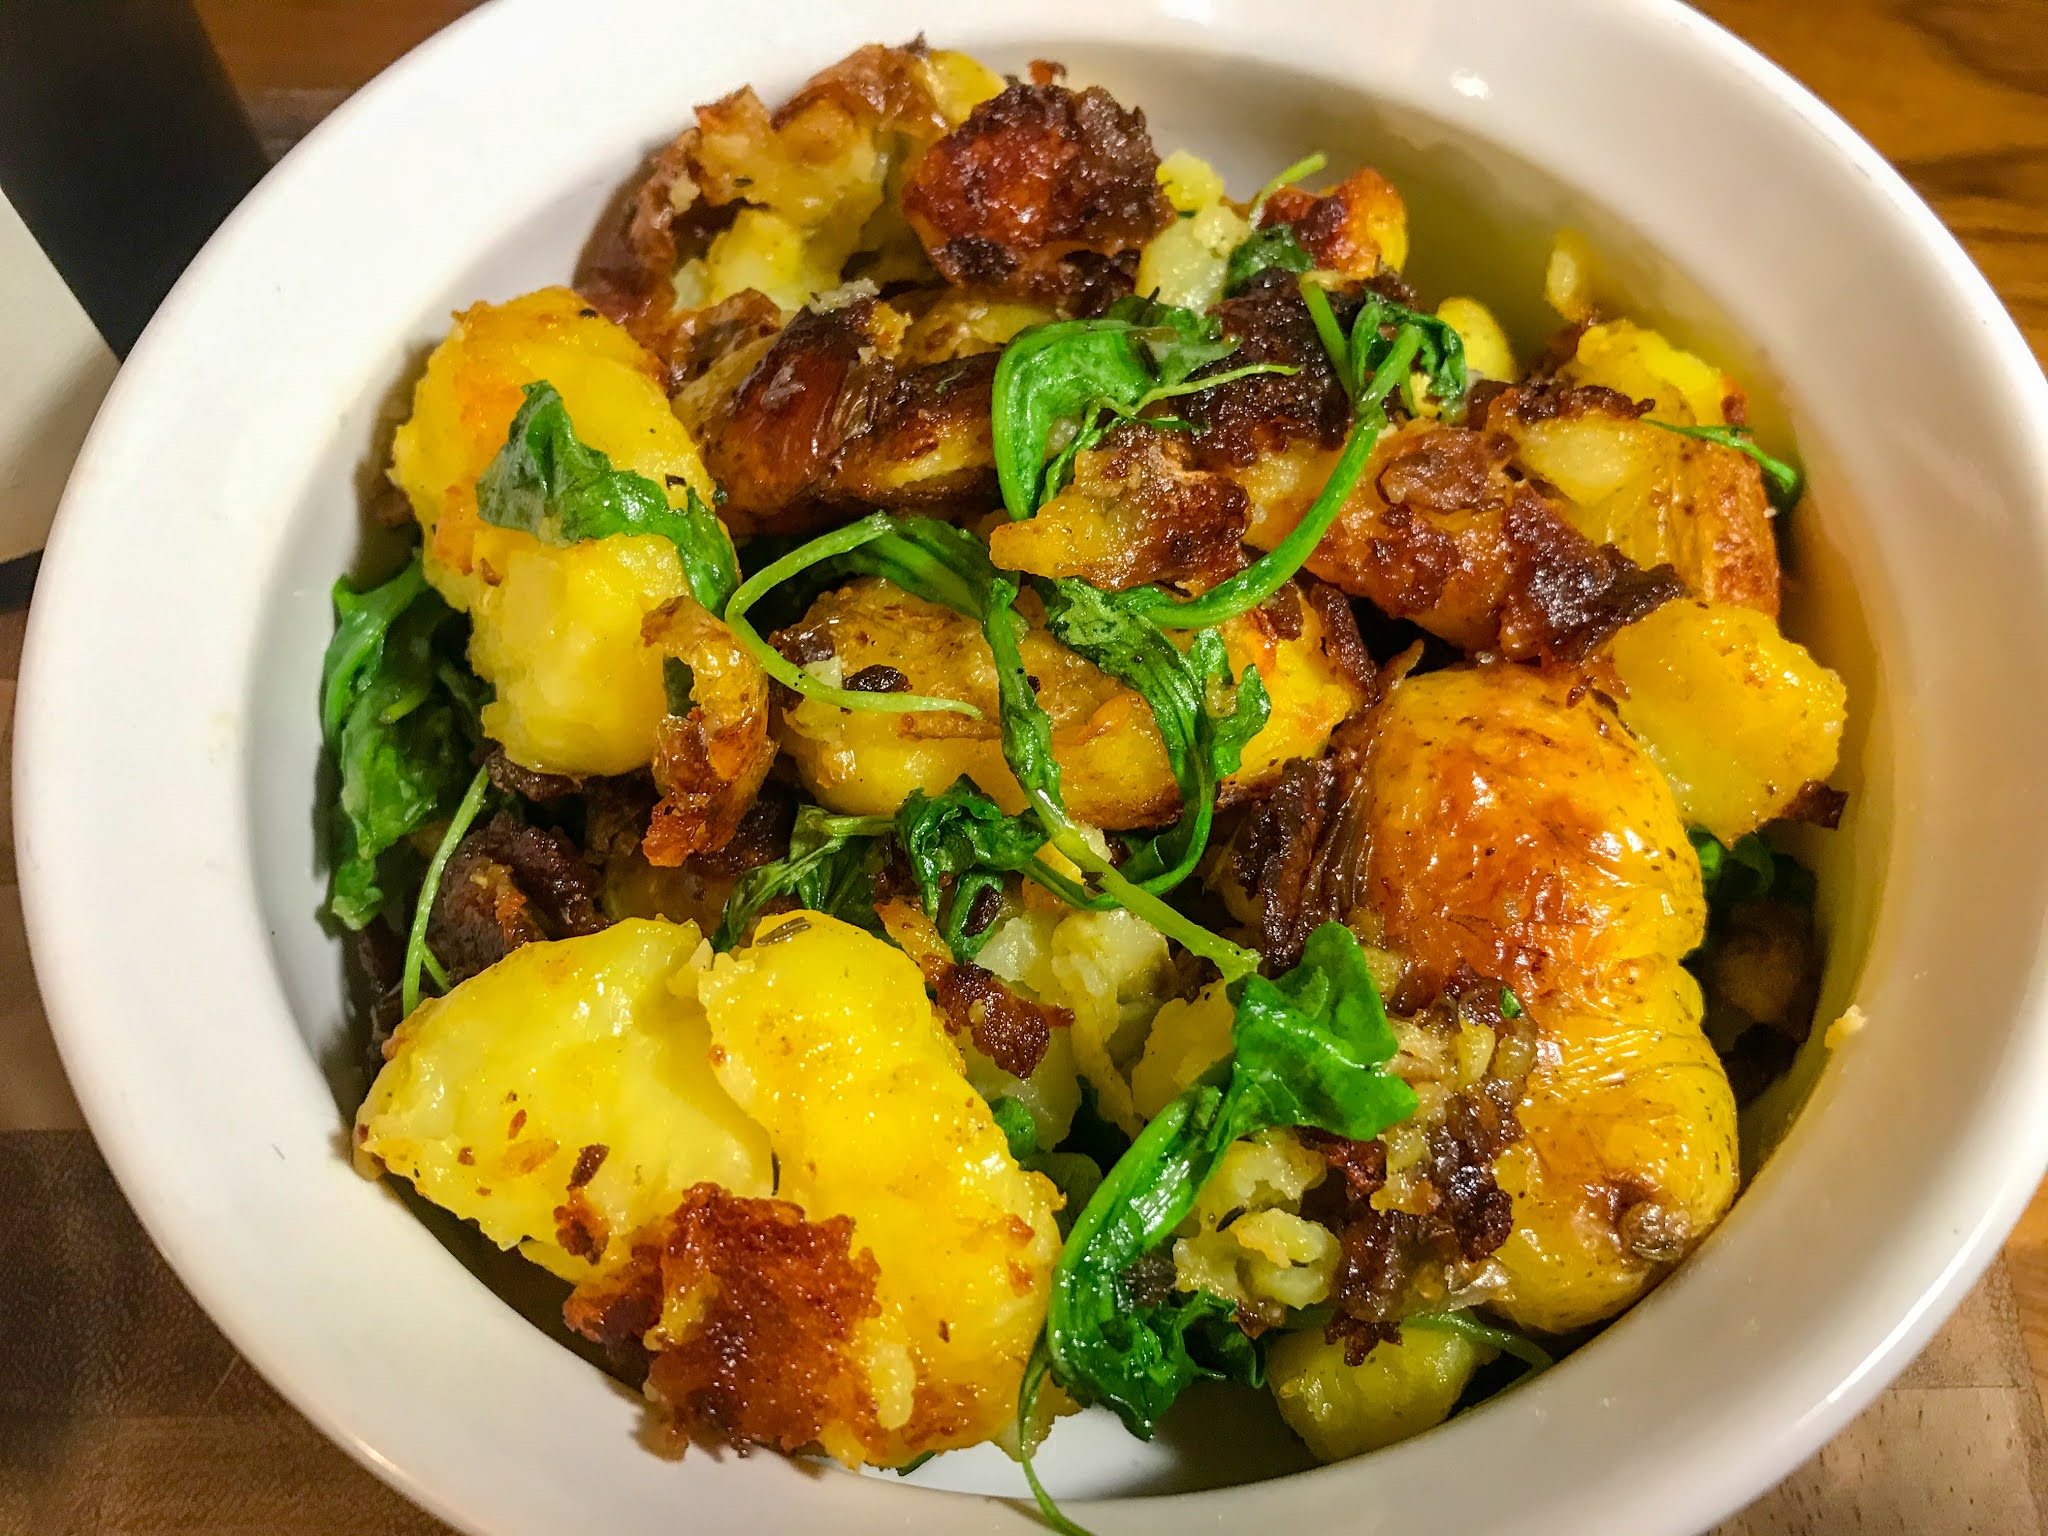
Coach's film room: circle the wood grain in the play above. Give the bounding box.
[1,3,2038,1533]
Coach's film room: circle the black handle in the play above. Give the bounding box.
[0,0,270,358]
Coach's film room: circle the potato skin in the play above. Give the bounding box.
[1268,1326,1490,1460]
[1603,599,1847,843]
[353,919,771,1282]
[775,576,1368,827]
[1356,664,1737,1332]
[389,288,721,776]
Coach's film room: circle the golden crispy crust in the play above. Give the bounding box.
[640,598,776,867]
[564,1186,885,1456]
[1250,419,1684,663]
[901,81,1172,303]
[690,299,998,537]
[1257,168,1405,281]
[987,423,1250,592]
[877,898,1072,1078]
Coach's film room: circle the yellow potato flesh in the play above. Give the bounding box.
[1604,599,1847,843]
[1361,666,1738,1333]
[388,287,719,775]
[777,578,1367,828]
[353,919,770,1282]
[695,912,1061,1464]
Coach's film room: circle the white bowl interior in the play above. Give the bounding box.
[23,2,2048,1534]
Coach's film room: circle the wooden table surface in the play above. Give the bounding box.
[4,2,2047,1532]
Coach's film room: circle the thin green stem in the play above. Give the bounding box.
[1125,307,1426,631]
[722,513,984,720]
[1248,150,1327,221]
[401,766,490,1017]
[1404,1311,1556,1376]
[1016,1344,1096,1536]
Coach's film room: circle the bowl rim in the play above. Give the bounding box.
[19,0,2048,1532]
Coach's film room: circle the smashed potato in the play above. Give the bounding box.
[1604,599,1847,842]
[1503,320,1780,614]
[354,919,770,1281]
[1356,665,1737,1332]
[690,912,1062,1464]
[776,577,1369,826]
[1268,1326,1492,1460]
[389,289,724,775]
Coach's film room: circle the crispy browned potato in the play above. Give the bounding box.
[1601,598,1846,842]
[900,77,1173,303]
[1237,419,1684,663]
[576,42,1003,350]
[1352,664,1737,1332]
[987,423,1251,592]
[773,576,1370,828]
[1256,167,1409,279]
[673,297,1000,538]
[1493,322,1781,615]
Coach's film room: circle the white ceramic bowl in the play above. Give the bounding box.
[20,0,2048,1531]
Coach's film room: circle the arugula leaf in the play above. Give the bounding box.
[1123,278,1468,631]
[1222,151,1330,298]
[1223,224,1312,297]
[1038,922,1416,1440]
[1646,419,1803,512]
[1690,826,1815,915]
[400,765,492,1016]
[993,320,1156,518]
[719,513,986,720]
[988,1095,1105,1237]
[710,805,892,950]
[897,780,1047,913]
[992,303,1294,518]
[321,558,479,930]
[705,511,1264,982]
[1037,578,1269,894]
[475,380,739,612]
[990,1096,1040,1160]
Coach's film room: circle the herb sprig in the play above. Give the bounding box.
[476,380,739,612]
[319,557,481,931]
[1118,279,1467,631]
[1017,923,1417,1528]
[1645,419,1803,512]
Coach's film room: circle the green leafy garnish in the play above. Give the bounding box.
[399,765,492,1017]
[992,299,1294,518]
[1690,826,1816,916]
[1223,223,1312,297]
[711,805,893,950]
[1499,987,1524,1021]
[990,1096,1107,1236]
[475,381,739,611]
[897,780,1047,920]
[708,512,1265,982]
[1038,578,1269,894]
[1402,1311,1555,1377]
[320,558,480,930]
[1645,419,1803,512]
[1039,922,1417,1438]
[720,514,985,720]
[1120,278,1468,631]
